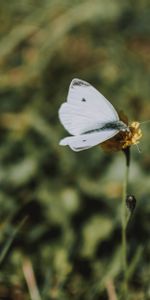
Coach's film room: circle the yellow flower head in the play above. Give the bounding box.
[101,112,142,152]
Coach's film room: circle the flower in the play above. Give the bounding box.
[101,112,142,152]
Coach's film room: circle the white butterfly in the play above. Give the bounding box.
[58,78,129,151]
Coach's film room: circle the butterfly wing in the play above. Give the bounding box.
[59,129,118,151]
[59,78,119,135]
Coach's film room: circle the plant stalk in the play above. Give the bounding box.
[121,147,130,298]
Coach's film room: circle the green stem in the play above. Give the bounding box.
[121,147,130,298]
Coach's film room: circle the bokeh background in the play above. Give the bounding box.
[0,0,150,299]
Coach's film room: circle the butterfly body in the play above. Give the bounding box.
[59,79,129,151]
[83,120,129,134]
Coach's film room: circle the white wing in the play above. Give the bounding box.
[59,130,118,152]
[59,78,119,135]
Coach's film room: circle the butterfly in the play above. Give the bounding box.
[58,78,129,151]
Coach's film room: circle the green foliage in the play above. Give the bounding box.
[0,0,150,299]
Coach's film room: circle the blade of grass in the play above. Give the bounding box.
[0,216,28,265]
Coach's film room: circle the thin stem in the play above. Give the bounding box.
[121,147,130,298]
[23,257,42,300]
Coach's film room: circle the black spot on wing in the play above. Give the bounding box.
[82,139,86,142]
[71,79,89,88]
[82,98,86,102]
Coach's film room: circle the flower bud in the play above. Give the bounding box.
[126,195,136,213]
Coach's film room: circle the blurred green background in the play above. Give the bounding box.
[0,0,150,299]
